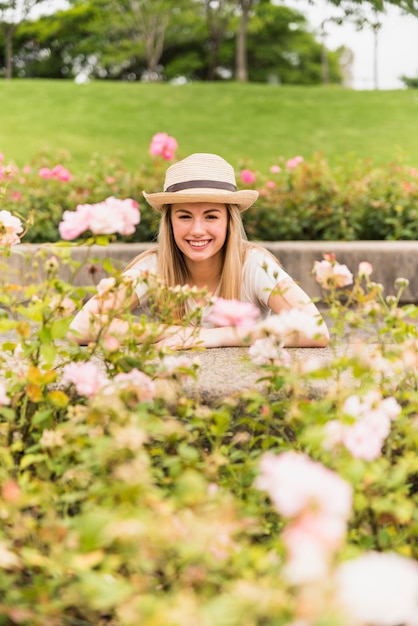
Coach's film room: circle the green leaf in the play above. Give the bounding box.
[32,408,54,425]
[20,453,46,470]
[40,343,57,365]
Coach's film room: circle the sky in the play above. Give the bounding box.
[290,0,418,89]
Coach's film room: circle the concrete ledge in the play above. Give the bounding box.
[6,241,418,304]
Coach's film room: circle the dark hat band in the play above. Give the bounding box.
[165,179,237,193]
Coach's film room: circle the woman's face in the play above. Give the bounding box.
[170,202,228,264]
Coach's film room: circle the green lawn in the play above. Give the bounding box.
[1,79,417,173]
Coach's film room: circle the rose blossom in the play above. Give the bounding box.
[255,451,352,520]
[312,258,353,289]
[248,337,291,366]
[39,167,53,179]
[257,309,323,342]
[324,391,401,461]
[205,297,260,327]
[38,164,72,181]
[58,197,140,240]
[256,452,352,584]
[358,261,373,278]
[335,551,418,626]
[282,512,348,583]
[159,355,200,376]
[149,132,178,160]
[58,203,93,240]
[109,369,155,402]
[51,164,72,182]
[88,197,140,236]
[49,295,76,316]
[96,277,116,296]
[285,155,304,168]
[240,169,256,184]
[61,362,109,397]
[0,210,24,246]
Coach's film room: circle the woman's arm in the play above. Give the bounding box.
[155,279,329,351]
[67,285,139,345]
[267,278,329,347]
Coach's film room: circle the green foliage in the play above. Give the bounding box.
[400,74,418,88]
[242,153,418,241]
[2,149,418,242]
[0,224,417,623]
[12,0,339,84]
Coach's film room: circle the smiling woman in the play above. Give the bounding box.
[68,153,329,349]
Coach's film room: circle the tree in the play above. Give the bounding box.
[327,0,418,18]
[203,0,235,80]
[235,0,256,81]
[14,3,97,78]
[0,0,49,78]
[85,0,194,80]
[245,2,343,83]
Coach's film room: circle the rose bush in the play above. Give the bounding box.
[2,139,418,243]
[0,140,417,625]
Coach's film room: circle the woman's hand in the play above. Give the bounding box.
[155,325,256,350]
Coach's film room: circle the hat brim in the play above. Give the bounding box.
[142,189,258,213]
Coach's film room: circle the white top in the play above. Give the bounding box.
[123,247,291,324]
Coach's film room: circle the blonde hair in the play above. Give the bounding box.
[124,204,279,320]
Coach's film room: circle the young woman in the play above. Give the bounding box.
[68,153,329,349]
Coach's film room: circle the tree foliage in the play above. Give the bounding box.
[7,0,346,83]
[0,0,49,77]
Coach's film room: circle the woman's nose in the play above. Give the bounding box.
[190,218,205,235]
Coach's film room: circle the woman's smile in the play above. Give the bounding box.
[187,239,212,249]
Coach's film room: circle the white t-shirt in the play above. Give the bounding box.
[123,247,291,323]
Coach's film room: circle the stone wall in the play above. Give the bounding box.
[6,241,418,304]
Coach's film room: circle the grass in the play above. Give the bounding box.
[1,79,418,173]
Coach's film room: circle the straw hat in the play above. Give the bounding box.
[143,153,258,212]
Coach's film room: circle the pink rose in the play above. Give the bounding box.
[61,362,109,397]
[205,297,260,328]
[358,261,373,278]
[256,451,352,584]
[240,169,256,184]
[324,391,401,461]
[335,552,418,626]
[88,197,140,236]
[58,197,140,240]
[0,209,24,246]
[257,309,323,342]
[256,451,352,520]
[58,204,93,240]
[312,258,353,289]
[248,337,291,366]
[285,155,304,169]
[38,167,53,179]
[51,164,72,182]
[149,132,178,160]
[110,369,155,402]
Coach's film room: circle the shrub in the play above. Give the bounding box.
[0,200,417,624]
[2,148,418,243]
